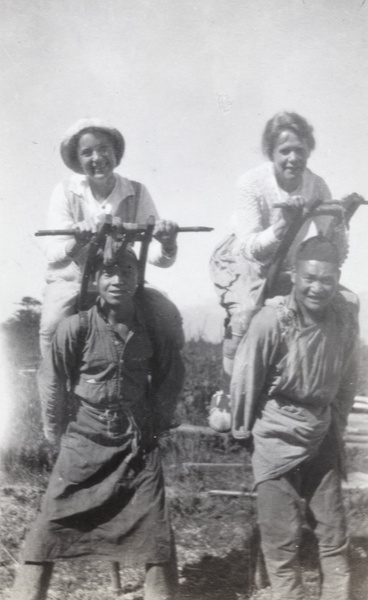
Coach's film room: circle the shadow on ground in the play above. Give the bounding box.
[177,533,368,600]
[179,548,257,600]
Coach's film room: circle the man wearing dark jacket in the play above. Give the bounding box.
[231,235,359,600]
[12,246,185,600]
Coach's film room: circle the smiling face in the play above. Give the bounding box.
[292,259,340,320]
[96,254,138,308]
[77,130,117,184]
[272,130,310,192]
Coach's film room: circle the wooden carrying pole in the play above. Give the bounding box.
[35,225,214,236]
[35,220,213,311]
[266,198,367,297]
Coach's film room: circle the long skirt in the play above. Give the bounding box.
[22,422,172,566]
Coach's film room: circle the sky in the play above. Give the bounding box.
[1,0,368,324]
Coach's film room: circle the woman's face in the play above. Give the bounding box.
[272,130,310,192]
[77,131,117,183]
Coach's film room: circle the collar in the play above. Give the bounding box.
[268,290,343,339]
[269,161,311,195]
[286,289,336,329]
[94,296,145,334]
[67,173,136,201]
[287,290,298,314]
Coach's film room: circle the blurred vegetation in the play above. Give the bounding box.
[357,342,368,398]
[1,296,42,369]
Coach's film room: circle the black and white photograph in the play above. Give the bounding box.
[1,1,368,599]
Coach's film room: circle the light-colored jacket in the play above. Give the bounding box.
[44,173,176,283]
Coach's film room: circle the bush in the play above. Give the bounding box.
[179,339,223,425]
[357,340,368,396]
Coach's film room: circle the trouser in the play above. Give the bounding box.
[145,557,179,600]
[256,455,349,600]
[10,562,53,600]
[11,557,178,600]
[39,281,80,357]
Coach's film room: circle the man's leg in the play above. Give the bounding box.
[257,475,305,600]
[144,531,178,600]
[145,561,178,600]
[306,466,350,600]
[11,562,53,600]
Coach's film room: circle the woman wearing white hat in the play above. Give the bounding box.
[40,118,178,356]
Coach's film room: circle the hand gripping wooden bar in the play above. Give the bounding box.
[35,218,213,312]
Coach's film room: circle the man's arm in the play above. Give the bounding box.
[231,306,281,440]
[37,314,81,443]
[139,288,185,432]
[151,337,185,433]
[332,308,360,435]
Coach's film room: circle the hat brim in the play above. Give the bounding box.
[60,118,125,173]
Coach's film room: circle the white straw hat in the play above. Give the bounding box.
[60,118,125,173]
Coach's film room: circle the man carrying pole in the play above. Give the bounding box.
[11,244,185,600]
[231,235,359,600]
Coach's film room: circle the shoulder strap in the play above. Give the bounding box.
[265,296,297,342]
[115,179,141,223]
[69,310,89,383]
[134,287,156,348]
[78,310,89,350]
[130,180,141,222]
[63,179,85,222]
[65,310,90,391]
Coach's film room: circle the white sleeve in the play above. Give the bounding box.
[231,172,280,265]
[45,182,76,265]
[136,184,177,268]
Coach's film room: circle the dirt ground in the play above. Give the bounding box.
[1,436,368,600]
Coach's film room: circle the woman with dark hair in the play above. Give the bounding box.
[210,111,360,376]
[40,118,178,356]
[261,111,316,159]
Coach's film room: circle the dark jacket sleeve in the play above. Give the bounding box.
[329,296,360,478]
[151,335,185,432]
[137,287,185,432]
[37,314,82,443]
[332,300,360,435]
[231,306,281,440]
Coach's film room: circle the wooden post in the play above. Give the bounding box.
[138,215,155,286]
[79,217,113,311]
[110,561,121,593]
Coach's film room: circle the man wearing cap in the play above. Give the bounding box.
[12,246,185,600]
[231,235,359,600]
[40,118,179,356]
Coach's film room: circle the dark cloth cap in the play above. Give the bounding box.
[60,118,125,173]
[295,235,340,265]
